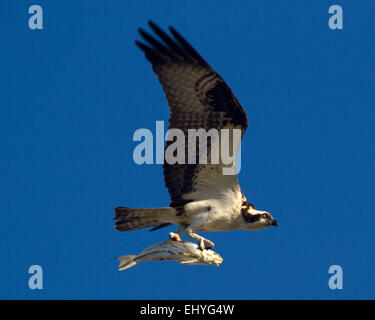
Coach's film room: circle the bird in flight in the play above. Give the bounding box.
[114,21,277,250]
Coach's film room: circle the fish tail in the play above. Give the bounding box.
[117,255,137,270]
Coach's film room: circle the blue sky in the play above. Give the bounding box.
[1,0,374,299]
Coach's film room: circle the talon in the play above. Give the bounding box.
[199,239,206,250]
[203,239,214,250]
[199,239,214,250]
[169,232,182,241]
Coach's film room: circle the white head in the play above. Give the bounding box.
[240,202,278,231]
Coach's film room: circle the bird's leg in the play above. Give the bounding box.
[169,224,188,241]
[185,228,214,250]
[177,224,187,237]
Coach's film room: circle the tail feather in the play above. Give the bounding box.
[117,255,137,270]
[114,207,177,231]
[149,223,172,232]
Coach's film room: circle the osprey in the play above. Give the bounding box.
[114,21,277,250]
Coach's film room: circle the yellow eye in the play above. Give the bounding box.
[263,213,269,219]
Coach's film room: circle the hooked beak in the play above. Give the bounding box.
[271,219,278,227]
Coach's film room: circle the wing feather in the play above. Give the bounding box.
[136,21,248,207]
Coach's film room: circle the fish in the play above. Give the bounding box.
[117,233,223,270]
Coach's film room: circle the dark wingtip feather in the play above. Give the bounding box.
[168,25,210,67]
[146,21,187,58]
[136,21,211,69]
[135,40,166,64]
[134,39,148,52]
[147,20,158,29]
[138,27,174,59]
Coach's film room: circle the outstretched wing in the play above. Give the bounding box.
[136,21,248,208]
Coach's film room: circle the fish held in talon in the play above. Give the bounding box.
[117,234,223,270]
